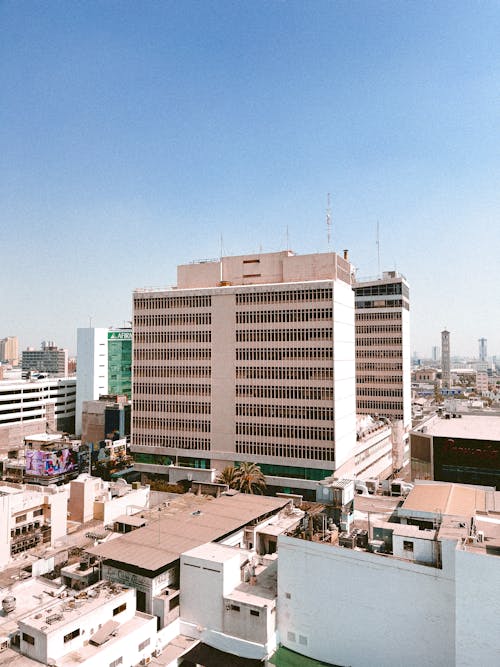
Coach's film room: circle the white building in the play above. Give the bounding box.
[0,376,76,453]
[76,328,132,436]
[0,482,67,569]
[277,481,500,667]
[17,581,156,667]
[132,250,357,496]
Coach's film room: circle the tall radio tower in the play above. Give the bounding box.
[326,193,332,248]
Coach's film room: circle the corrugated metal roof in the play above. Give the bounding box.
[88,493,289,572]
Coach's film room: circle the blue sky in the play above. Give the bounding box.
[1,1,499,357]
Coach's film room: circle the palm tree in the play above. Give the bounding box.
[216,465,239,489]
[234,462,266,495]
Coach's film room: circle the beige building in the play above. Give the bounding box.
[0,336,19,366]
[132,250,357,494]
[354,271,411,465]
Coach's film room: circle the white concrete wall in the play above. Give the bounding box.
[277,535,456,667]
[95,486,150,525]
[76,328,108,435]
[455,548,500,666]
[332,279,356,470]
[48,487,68,546]
[392,534,436,565]
[0,493,11,568]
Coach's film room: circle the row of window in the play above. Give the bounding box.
[356,311,402,321]
[135,331,211,343]
[134,400,211,414]
[134,295,211,309]
[356,299,409,311]
[236,366,334,380]
[356,361,403,371]
[134,365,211,378]
[236,385,333,400]
[358,387,403,397]
[356,337,403,347]
[357,375,403,384]
[236,327,333,342]
[235,423,334,441]
[355,282,408,297]
[133,433,211,450]
[133,383,211,396]
[236,347,333,361]
[355,437,391,466]
[356,350,403,358]
[134,313,211,326]
[134,348,211,361]
[236,287,333,304]
[133,417,211,432]
[236,441,335,461]
[356,324,402,334]
[357,400,404,414]
[236,404,334,420]
[236,308,332,324]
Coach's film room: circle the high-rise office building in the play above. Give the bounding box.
[0,336,19,366]
[353,271,411,461]
[431,346,440,363]
[22,341,68,376]
[441,329,451,388]
[132,250,357,492]
[478,338,487,363]
[76,327,132,435]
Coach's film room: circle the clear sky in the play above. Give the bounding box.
[1,1,499,358]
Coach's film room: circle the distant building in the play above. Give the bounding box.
[431,345,440,362]
[22,341,68,376]
[441,329,451,388]
[476,370,489,394]
[479,337,487,362]
[410,413,500,488]
[76,327,131,435]
[0,335,19,365]
[81,395,131,444]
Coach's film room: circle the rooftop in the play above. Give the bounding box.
[402,482,490,517]
[88,492,290,573]
[414,414,500,440]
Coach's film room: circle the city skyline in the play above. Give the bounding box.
[1,2,499,357]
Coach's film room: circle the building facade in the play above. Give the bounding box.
[354,271,411,462]
[76,327,132,435]
[132,250,357,492]
[0,376,76,454]
[22,342,68,376]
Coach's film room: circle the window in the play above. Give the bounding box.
[22,633,35,645]
[64,628,80,643]
[16,514,27,524]
[403,540,414,553]
[250,609,260,617]
[110,658,123,667]
[230,604,240,612]
[138,639,150,651]
[113,603,127,616]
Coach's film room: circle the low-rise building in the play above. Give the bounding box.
[22,342,68,377]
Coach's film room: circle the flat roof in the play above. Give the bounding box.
[402,483,486,517]
[417,415,500,440]
[88,492,289,573]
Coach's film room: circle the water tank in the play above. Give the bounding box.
[2,596,16,613]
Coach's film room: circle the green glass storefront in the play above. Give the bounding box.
[108,331,132,397]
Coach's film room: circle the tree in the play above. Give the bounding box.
[216,463,267,494]
[216,465,239,488]
[234,462,266,495]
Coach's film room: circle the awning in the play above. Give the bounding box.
[181,642,263,667]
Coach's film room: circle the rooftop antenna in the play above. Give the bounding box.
[219,235,224,283]
[326,193,332,248]
[286,225,290,251]
[88,316,93,329]
[376,221,381,276]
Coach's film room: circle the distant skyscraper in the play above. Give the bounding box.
[441,330,451,388]
[0,336,19,366]
[478,338,487,362]
[431,346,440,362]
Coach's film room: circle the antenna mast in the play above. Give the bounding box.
[376,221,381,276]
[326,193,332,248]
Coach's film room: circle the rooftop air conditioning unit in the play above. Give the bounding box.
[141,658,151,666]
